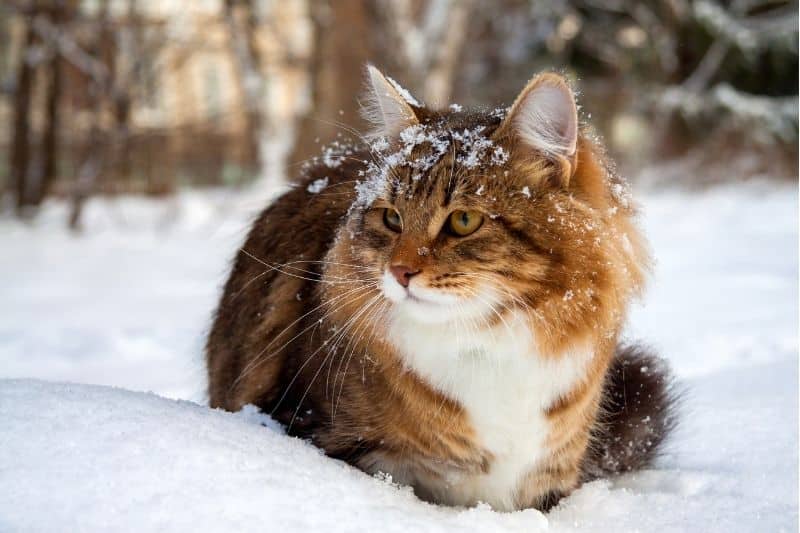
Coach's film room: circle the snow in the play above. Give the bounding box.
[354,123,507,208]
[386,75,421,107]
[355,124,451,208]
[0,379,550,532]
[0,181,797,531]
[0,190,268,402]
[306,176,329,194]
[452,126,496,168]
[491,146,510,166]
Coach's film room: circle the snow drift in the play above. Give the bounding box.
[1,356,796,532]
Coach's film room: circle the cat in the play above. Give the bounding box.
[206,65,677,512]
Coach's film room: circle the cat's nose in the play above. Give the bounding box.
[389,265,421,288]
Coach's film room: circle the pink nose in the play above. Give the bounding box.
[389,265,420,288]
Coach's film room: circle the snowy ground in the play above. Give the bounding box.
[1,182,797,531]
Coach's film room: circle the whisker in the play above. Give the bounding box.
[239,248,376,285]
[332,299,388,421]
[284,294,385,431]
[228,282,379,395]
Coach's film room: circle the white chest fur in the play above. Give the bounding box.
[387,308,593,511]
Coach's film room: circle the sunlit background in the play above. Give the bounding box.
[0,0,797,400]
[1,0,796,219]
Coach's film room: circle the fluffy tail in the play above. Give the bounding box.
[582,343,679,480]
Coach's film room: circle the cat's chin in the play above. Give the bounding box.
[391,297,461,325]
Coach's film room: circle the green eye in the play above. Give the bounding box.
[447,210,484,236]
[383,208,402,232]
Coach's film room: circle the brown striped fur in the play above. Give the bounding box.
[206,68,676,511]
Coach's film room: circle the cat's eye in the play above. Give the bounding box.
[447,210,484,236]
[383,208,403,232]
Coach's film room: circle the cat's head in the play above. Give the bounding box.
[325,66,646,347]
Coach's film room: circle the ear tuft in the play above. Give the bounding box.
[361,65,420,140]
[503,73,578,159]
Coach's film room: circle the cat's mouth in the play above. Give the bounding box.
[380,270,458,306]
[380,269,496,323]
[403,290,452,307]
[406,292,433,304]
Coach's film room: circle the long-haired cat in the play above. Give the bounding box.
[206,66,676,511]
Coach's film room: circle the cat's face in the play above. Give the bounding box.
[329,67,583,327]
[349,124,554,326]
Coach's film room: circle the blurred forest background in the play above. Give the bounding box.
[1,0,797,228]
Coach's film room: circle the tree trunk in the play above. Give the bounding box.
[36,5,65,205]
[288,0,375,172]
[421,0,472,105]
[69,0,110,230]
[379,0,473,106]
[11,16,37,214]
[223,0,268,178]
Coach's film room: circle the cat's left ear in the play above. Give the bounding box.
[496,73,579,182]
[361,64,421,140]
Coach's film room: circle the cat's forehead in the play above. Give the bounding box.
[430,106,506,131]
[354,109,510,211]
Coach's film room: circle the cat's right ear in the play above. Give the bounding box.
[495,72,579,184]
[362,65,420,140]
